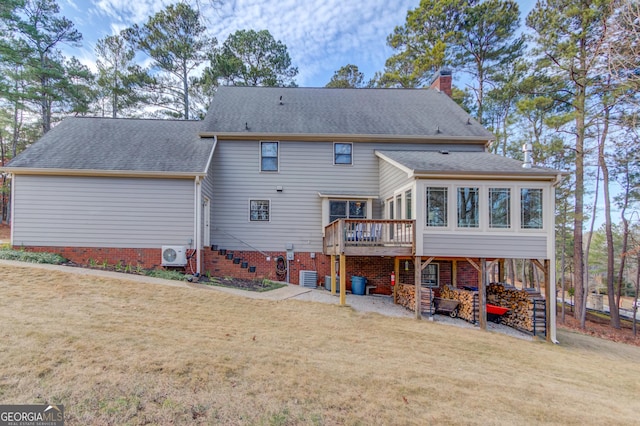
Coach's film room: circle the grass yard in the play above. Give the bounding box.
[0,264,639,425]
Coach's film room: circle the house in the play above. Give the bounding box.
[3,71,562,341]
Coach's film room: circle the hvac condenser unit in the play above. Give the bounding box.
[161,246,187,266]
[299,270,318,288]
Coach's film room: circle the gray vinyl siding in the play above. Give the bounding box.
[423,234,547,259]
[211,140,473,252]
[13,175,194,248]
[201,172,214,245]
[379,159,412,203]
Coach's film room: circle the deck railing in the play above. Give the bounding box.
[323,219,415,256]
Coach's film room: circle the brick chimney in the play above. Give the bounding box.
[429,69,452,97]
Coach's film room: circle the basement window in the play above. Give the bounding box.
[421,263,439,288]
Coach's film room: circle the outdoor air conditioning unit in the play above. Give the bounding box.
[161,246,187,267]
[299,270,318,288]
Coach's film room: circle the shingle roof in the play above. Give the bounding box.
[203,86,495,140]
[6,117,214,174]
[376,150,561,178]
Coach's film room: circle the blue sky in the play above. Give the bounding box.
[58,0,536,88]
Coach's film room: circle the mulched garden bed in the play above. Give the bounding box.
[61,261,286,292]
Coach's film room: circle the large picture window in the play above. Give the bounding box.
[329,200,366,223]
[457,187,479,228]
[334,143,353,165]
[250,200,270,221]
[426,187,447,227]
[521,188,543,229]
[489,188,511,228]
[260,141,278,171]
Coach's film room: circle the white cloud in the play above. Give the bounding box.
[62,0,419,87]
[203,0,418,86]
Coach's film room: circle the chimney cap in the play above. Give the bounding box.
[430,68,452,84]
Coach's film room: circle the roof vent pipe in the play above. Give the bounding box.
[522,143,533,169]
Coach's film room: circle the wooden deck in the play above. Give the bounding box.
[323,219,415,256]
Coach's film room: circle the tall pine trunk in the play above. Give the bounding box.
[598,104,620,328]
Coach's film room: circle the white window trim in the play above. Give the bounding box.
[421,262,440,288]
[248,199,271,222]
[454,185,481,231]
[425,185,451,229]
[259,141,279,173]
[518,185,545,232]
[420,180,547,234]
[487,187,512,230]
[321,197,373,232]
[333,142,354,166]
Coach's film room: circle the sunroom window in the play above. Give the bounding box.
[521,188,543,229]
[489,188,511,228]
[426,187,447,227]
[457,187,479,228]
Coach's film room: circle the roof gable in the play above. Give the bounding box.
[203,86,494,141]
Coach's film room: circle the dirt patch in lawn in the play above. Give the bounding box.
[201,275,286,292]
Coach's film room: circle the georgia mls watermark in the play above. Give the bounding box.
[0,405,64,426]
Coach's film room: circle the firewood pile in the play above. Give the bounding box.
[396,283,413,310]
[440,286,478,323]
[396,283,433,312]
[487,283,546,332]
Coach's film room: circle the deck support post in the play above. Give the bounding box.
[339,254,346,306]
[452,260,458,287]
[479,258,487,330]
[415,256,422,319]
[393,257,400,304]
[330,254,336,295]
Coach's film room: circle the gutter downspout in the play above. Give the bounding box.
[550,173,564,344]
[194,176,202,275]
[9,174,14,245]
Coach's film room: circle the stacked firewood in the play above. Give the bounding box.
[440,286,478,323]
[396,283,415,310]
[487,283,545,332]
[396,283,433,312]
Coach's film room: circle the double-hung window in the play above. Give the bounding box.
[334,143,353,165]
[521,188,543,229]
[260,141,278,172]
[426,187,447,227]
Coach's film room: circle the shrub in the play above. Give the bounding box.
[0,249,67,265]
[144,269,188,281]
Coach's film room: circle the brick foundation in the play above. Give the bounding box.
[25,246,162,269]
[20,245,481,297]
